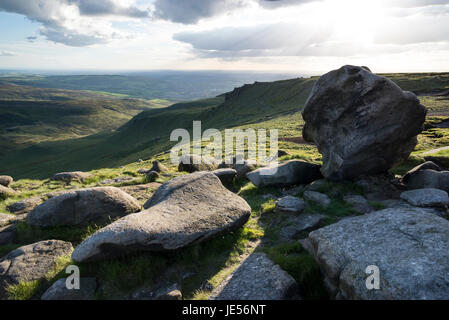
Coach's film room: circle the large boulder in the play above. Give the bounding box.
[50,171,91,183]
[178,155,219,173]
[209,252,298,300]
[302,65,427,181]
[72,172,251,262]
[27,187,141,227]
[246,160,322,188]
[0,240,73,299]
[0,176,13,187]
[302,208,449,299]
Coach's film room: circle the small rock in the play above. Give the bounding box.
[0,213,15,227]
[246,160,322,188]
[0,225,16,245]
[51,171,91,183]
[0,240,73,299]
[145,170,160,182]
[274,196,306,214]
[303,191,331,208]
[402,161,442,184]
[0,185,17,198]
[6,197,42,215]
[400,188,449,207]
[0,176,13,187]
[100,177,135,185]
[130,283,182,300]
[209,252,298,300]
[178,154,220,173]
[304,179,328,192]
[404,169,449,193]
[41,278,96,300]
[150,161,169,173]
[343,195,374,214]
[278,214,324,241]
[137,168,149,174]
[212,168,237,186]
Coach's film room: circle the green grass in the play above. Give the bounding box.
[263,242,328,300]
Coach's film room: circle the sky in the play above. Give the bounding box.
[0,0,449,74]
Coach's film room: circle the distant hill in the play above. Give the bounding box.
[1,72,449,179]
[0,83,171,154]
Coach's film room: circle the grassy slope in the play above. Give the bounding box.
[1,73,449,300]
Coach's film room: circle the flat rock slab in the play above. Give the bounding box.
[303,208,449,300]
[0,240,73,299]
[72,172,251,262]
[275,196,306,214]
[27,187,141,227]
[41,278,96,300]
[247,160,322,188]
[400,188,449,207]
[209,252,297,300]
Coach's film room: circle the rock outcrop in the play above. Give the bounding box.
[72,172,251,262]
[209,252,298,300]
[27,187,141,227]
[246,160,322,188]
[0,240,73,299]
[302,208,449,299]
[302,65,427,180]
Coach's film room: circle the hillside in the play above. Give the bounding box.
[1,73,449,179]
[0,83,171,154]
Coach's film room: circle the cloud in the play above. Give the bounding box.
[0,0,147,46]
[0,50,17,56]
[174,22,339,57]
[258,0,319,9]
[384,0,449,7]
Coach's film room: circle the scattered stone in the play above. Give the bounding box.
[150,161,169,173]
[119,183,162,203]
[304,179,327,192]
[403,169,449,193]
[233,160,257,178]
[402,161,442,184]
[209,252,298,300]
[303,191,331,208]
[144,170,159,182]
[278,214,324,241]
[343,195,374,214]
[178,154,219,173]
[212,168,237,186]
[0,240,73,299]
[137,159,143,163]
[137,168,150,174]
[6,197,42,215]
[41,278,96,300]
[0,185,17,198]
[72,172,251,262]
[0,213,15,227]
[51,171,91,183]
[281,185,305,197]
[0,176,13,187]
[246,160,322,188]
[302,65,426,180]
[27,187,141,227]
[277,150,289,157]
[0,225,16,245]
[400,188,449,208]
[302,208,449,299]
[130,283,182,300]
[100,177,135,185]
[274,196,306,214]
